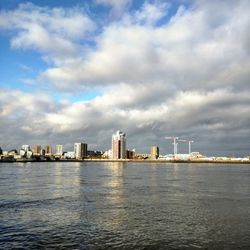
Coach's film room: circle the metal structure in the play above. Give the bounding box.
[188,140,194,154]
[165,137,179,155]
[176,139,194,154]
[165,137,194,155]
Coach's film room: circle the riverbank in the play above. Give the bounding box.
[1,158,250,164]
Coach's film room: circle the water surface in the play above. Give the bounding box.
[0,162,249,249]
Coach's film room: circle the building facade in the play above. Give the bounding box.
[74,143,88,159]
[64,151,75,159]
[126,149,135,159]
[151,146,159,159]
[33,145,41,155]
[56,145,63,155]
[21,145,31,152]
[112,130,126,159]
[45,145,52,155]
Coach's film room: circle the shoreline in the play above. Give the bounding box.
[1,159,250,164]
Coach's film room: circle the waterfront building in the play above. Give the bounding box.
[64,151,75,159]
[40,149,46,156]
[103,149,112,159]
[127,149,135,159]
[20,145,33,158]
[87,150,103,158]
[135,153,150,159]
[112,130,126,159]
[21,145,31,152]
[56,145,63,155]
[33,145,41,155]
[74,143,87,159]
[190,152,202,158]
[7,149,17,155]
[45,145,52,155]
[151,146,159,159]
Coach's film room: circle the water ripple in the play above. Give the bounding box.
[0,162,249,249]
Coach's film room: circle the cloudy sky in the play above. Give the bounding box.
[0,0,250,156]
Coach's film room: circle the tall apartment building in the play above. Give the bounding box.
[45,145,52,155]
[74,143,88,159]
[40,149,46,156]
[56,145,63,155]
[33,145,41,155]
[151,146,159,159]
[112,130,126,159]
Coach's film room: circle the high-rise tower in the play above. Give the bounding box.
[56,145,63,155]
[151,146,159,159]
[33,145,41,155]
[112,130,126,159]
[74,143,87,159]
[45,145,52,155]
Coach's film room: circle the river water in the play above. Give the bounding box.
[0,162,249,249]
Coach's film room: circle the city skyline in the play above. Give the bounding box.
[0,0,250,156]
[0,131,248,158]
[1,130,195,157]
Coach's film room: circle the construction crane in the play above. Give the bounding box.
[165,137,179,155]
[178,139,187,154]
[188,140,194,154]
[178,139,194,154]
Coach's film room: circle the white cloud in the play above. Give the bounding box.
[40,0,250,93]
[95,0,131,17]
[1,84,250,155]
[0,90,53,117]
[0,3,95,64]
[134,0,170,25]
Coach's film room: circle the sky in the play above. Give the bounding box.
[0,0,250,156]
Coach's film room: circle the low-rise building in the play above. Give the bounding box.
[87,150,103,158]
[64,151,75,159]
[127,149,135,159]
[103,149,112,159]
[134,153,150,159]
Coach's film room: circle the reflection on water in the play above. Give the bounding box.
[0,162,250,249]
